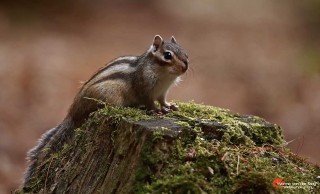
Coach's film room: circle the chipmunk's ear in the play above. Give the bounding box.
[153,35,163,51]
[171,36,177,44]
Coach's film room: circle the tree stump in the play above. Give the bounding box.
[19,102,319,193]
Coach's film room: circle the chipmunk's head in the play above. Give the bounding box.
[149,35,189,75]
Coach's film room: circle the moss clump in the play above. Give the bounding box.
[139,132,319,193]
[97,103,151,122]
[166,102,283,146]
[136,102,319,194]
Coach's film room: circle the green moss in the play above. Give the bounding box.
[166,102,283,146]
[97,103,151,122]
[21,101,319,194]
[152,127,171,141]
[139,136,319,193]
[135,101,319,194]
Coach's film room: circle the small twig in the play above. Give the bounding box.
[296,136,304,155]
[83,97,108,108]
[283,139,296,146]
[221,152,229,161]
[236,154,240,175]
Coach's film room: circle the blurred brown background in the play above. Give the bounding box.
[0,0,319,193]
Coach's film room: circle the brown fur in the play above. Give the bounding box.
[22,35,189,189]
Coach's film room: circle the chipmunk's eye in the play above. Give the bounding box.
[164,51,172,60]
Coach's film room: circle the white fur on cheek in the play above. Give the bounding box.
[153,74,178,99]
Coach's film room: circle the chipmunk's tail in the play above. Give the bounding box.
[22,117,75,189]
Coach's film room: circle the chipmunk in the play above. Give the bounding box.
[23,35,189,188]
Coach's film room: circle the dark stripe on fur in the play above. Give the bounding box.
[82,57,137,88]
[92,72,132,86]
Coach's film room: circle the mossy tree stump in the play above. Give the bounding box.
[20,102,319,193]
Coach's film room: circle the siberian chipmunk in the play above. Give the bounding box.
[23,35,189,187]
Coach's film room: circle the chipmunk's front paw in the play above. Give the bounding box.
[168,104,179,111]
[147,103,179,115]
[160,106,171,114]
[146,109,163,115]
[160,103,179,113]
